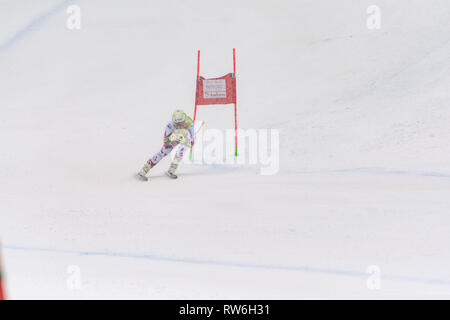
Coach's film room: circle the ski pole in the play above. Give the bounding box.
[189,120,206,160]
[0,243,5,300]
[195,120,206,136]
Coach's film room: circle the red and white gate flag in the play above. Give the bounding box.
[195,73,236,106]
[0,245,4,300]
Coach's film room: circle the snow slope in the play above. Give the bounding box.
[0,0,450,299]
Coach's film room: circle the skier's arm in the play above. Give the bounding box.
[163,122,174,144]
[187,123,195,146]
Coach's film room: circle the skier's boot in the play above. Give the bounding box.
[137,162,151,181]
[166,162,178,179]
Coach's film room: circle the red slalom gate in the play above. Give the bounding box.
[190,49,238,159]
[0,245,5,300]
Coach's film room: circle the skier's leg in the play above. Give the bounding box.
[167,145,186,176]
[149,143,175,168]
[139,143,174,177]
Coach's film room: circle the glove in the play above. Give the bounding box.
[170,133,183,143]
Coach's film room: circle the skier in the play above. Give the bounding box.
[137,109,195,180]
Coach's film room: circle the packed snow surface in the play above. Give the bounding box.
[1,0,450,298]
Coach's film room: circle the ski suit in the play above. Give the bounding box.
[147,116,195,168]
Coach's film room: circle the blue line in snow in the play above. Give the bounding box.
[0,0,75,54]
[4,244,450,287]
[287,167,450,179]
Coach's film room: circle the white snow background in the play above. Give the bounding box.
[0,0,450,299]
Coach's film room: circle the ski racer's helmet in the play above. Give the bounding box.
[172,109,187,128]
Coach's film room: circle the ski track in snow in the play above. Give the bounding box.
[4,244,450,288]
[2,0,450,299]
[286,167,450,179]
[0,0,75,55]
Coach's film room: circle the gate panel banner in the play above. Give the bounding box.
[190,49,238,159]
[195,73,236,106]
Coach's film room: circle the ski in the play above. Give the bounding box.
[136,172,148,181]
[165,171,178,179]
